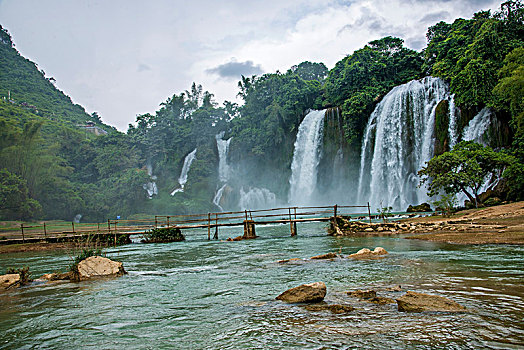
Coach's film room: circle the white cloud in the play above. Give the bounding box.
[0,0,501,130]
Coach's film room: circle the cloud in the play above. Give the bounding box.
[420,11,450,23]
[206,60,264,80]
[137,63,151,72]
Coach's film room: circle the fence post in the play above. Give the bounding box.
[214,213,218,240]
[155,216,158,229]
[333,204,338,220]
[367,202,372,224]
[21,224,25,243]
[44,222,47,238]
[107,219,111,233]
[245,210,248,221]
[207,213,211,240]
[97,222,100,233]
[167,216,170,228]
[72,222,75,233]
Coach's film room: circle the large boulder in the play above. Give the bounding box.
[276,282,327,303]
[75,256,126,281]
[396,291,466,312]
[0,274,20,290]
[406,203,432,213]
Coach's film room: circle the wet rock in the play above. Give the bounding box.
[347,289,376,299]
[75,256,126,281]
[310,252,338,260]
[368,296,396,304]
[276,282,327,303]
[277,258,303,264]
[387,285,402,292]
[0,274,20,290]
[396,291,466,312]
[304,303,354,313]
[39,272,72,281]
[407,203,432,212]
[348,247,388,258]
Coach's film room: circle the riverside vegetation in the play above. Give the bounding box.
[0,1,523,224]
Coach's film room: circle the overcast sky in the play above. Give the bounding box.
[0,0,501,130]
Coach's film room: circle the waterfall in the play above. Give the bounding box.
[288,109,326,205]
[213,184,227,211]
[239,187,277,210]
[462,107,492,146]
[143,161,158,199]
[448,94,459,148]
[357,77,451,211]
[216,132,232,182]
[170,148,197,196]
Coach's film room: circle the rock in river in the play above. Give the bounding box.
[276,282,327,303]
[348,247,388,258]
[75,256,126,281]
[396,291,466,312]
[0,274,20,290]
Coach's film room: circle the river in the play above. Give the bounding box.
[1,222,523,349]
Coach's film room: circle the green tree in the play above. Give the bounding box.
[0,169,41,220]
[418,141,511,207]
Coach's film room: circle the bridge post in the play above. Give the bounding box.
[207,213,211,240]
[289,208,297,236]
[367,202,372,224]
[214,213,218,239]
[243,220,256,239]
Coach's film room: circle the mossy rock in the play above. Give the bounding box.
[142,227,185,243]
[406,203,432,212]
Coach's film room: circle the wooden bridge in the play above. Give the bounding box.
[0,204,374,244]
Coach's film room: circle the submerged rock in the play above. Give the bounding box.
[348,247,388,258]
[75,256,126,281]
[276,282,327,303]
[396,291,466,312]
[310,252,339,260]
[39,272,72,281]
[347,289,376,299]
[304,303,354,313]
[0,274,20,290]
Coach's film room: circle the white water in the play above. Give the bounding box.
[463,107,492,146]
[213,184,227,211]
[171,148,197,196]
[448,94,459,148]
[239,187,277,210]
[216,132,232,183]
[357,77,451,211]
[143,162,158,199]
[288,110,326,205]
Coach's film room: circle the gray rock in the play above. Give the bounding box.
[75,256,126,281]
[276,282,327,303]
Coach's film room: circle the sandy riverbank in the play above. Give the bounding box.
[403,201,524,245]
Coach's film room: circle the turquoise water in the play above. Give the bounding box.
[1,222,523,349]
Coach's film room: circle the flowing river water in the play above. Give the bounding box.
[1,222,523,349]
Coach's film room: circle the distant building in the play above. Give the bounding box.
[78,121,108,136]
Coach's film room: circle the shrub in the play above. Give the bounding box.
[6,266,31,285]
[142,227,185,243]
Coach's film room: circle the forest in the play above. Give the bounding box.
[0,1,523,222]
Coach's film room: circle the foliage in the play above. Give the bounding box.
[419,141,512,207]
[5,266,31,285]
[324,36,423,148]
[142,227,185,243]
[377,202,393,223]
[433,193,458,217]
[0,169,41,220]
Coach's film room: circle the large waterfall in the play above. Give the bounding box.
[213,132,232,211]
[357,77,452,211]
[216,132,232,183]
[170,148,197,196]
[288,110,325,205]
[143,162,158,199]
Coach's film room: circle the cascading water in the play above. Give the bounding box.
[448,94,459,148]
[288,110,326,205]
[171,148,197,196]
[357,77,452,211]
[213,184,227,211]
[216,132,232,183]
[143,162,158,199]
[213,132,232,211]
[239,187,277,210]
[462,107,492,146]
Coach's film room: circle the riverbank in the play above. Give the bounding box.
[403,201,524,245]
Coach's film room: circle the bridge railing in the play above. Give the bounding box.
[0,204,374,243]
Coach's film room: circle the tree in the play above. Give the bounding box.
[0,169,41,220]
[418,141,511,207]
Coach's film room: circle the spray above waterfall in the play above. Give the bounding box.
[288,110,326,206]
[213,132,232,210]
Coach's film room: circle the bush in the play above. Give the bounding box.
[142,227,185,243]
[6,266,31,285]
